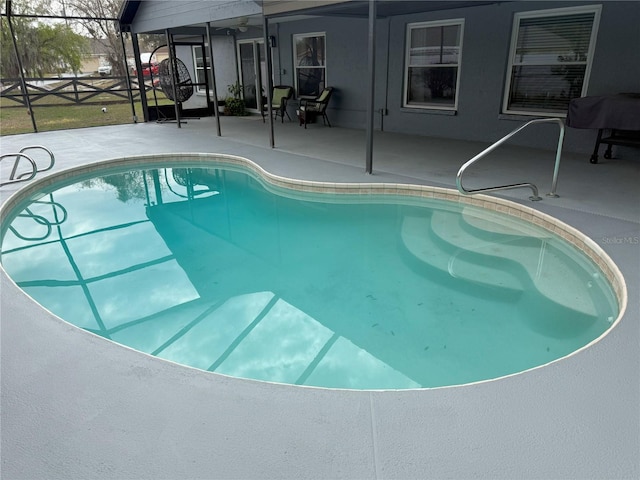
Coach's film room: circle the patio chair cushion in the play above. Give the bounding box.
[299,87,333,114]
[264,86,293,110]
[298,87,334,128]
[272,87,291,107]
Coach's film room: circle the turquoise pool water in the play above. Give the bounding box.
[0,162,619,389]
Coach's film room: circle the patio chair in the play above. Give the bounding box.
[298,87,334,129]
[262,85,294,123]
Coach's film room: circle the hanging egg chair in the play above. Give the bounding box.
[158,58,194,103]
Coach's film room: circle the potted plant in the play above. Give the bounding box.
[224,83,247,116]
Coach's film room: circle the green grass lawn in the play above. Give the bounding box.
[1,102,142,135]
[1,80,173,135]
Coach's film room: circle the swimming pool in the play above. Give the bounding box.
[0,154,625,390]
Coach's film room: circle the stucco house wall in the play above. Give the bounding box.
[124,1,639,156]
[272,1,639,154]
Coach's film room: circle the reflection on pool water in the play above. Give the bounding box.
[0,162,619,389]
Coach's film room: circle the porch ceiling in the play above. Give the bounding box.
[120,0,508,33]
[263,0,504,19]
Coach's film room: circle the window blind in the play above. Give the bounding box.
[505,9,597,114]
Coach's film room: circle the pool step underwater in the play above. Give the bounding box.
[403,209,600,318]
[401,215,524,296]
[435,209,599,317]
[460,207,547,239]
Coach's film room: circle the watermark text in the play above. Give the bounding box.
[601,236,639,245]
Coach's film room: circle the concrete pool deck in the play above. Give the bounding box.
[1,117,639,479]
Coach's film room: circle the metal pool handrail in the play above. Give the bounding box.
[15,145,55,179]
[1,145,55,187]
[1,153,37,187]
[456,118,565,201]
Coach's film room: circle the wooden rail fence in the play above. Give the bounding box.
[0,76,153,106]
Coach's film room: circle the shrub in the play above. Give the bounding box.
[224,83,247,116]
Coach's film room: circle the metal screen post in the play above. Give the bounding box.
[119,30,137,123]
[6,1,37,133]
[131,34,149,122]
[165,29,181,128]
[365,0,377,174]
[206,23,222,137]
[263,15,275,148]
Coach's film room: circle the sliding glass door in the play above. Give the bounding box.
[237,39,267,112]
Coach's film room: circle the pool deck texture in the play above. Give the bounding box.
[1,116,639,479]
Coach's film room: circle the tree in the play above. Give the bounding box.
[57,0,127,76]
[37,23,88,75]
[5,0,128,76]
[3,0,166,79]
[137,33,165,55]
[1,17,88,77]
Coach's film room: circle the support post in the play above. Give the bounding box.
[165,29,181,128]
[365,0,377,174]
[119,29,137,123]
[263,15,275,148]
[6,0,37,133]
[131,33,149,122]
[206,23,222,137]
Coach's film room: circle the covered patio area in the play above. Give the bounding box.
[1,117,638,479]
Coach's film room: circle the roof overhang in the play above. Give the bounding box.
[118,0,141,29]
[262,0,504,19]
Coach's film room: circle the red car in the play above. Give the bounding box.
[134,62,159,77]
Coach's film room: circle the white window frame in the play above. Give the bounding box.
[502,5,601,117]
[293,32,326,97]
[403,19,465,111]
